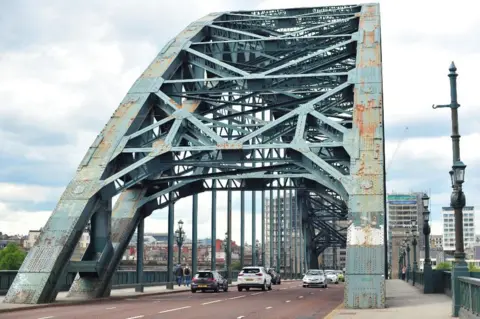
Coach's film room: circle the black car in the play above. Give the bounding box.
[191,270,229,293]
[267,268,281,285]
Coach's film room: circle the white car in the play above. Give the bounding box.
[325,270,339,284]
[302,269,327,288]
[237,266,272,291]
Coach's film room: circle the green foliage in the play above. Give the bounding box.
[436,262,452,271]
[0,243,27,270]
[468,262,480,272]
[231,260,242,270]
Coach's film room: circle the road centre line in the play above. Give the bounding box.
[229,295,246,300]
[158,306,192,313]
[202,299,224,305]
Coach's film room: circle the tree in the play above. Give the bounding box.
[231,261,242,271]
[468,262,480,272]
[0,243,27,270]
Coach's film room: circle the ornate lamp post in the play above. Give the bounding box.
[432,62,468,316]
[422,194,433,293]
[411,220,418,286]
[398,246,404,279]
[405,237,411,282]
[402,242,407,280]
[174,220,186,265]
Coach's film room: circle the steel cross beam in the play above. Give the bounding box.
[6,3,386,309]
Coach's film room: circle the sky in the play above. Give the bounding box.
[0,0,479,244]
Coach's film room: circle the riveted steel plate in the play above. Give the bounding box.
[347,210,384,228]
[348,194,383,213]
[344,274,385,308]
[350,151,384,175]
[60,180,99,201]
[346,246,384,274]
[4,272,50,304]
[350,173,384,195]
[19,245,64,273]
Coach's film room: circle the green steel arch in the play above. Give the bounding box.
[5,3,386,309]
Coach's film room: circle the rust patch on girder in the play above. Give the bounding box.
[113,100,136,118]
[181,100,200,112]
[216,142,243,150]
[354,99,378,138]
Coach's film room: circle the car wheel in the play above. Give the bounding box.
[191,289,197,293]
[238,286,243,292]
[262,281,267,291]
[268,282,272,291]
[303,285,307,288]
[246,288,250,291]
[223,283,228,292]
[278,280,281,285]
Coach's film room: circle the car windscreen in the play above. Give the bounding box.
[306,270,323,275]
[242,268,260,274]
[195,272,213,278]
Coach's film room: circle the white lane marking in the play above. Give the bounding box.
[37,317,54,319]
[202,299,223,305]
[266,306,272,310]
[299,296,304,299]
[309,292,314,295]
[229,295,246,300]
[125,316,144,319]
[286,300,291,303]
[106,307,117,309]
[251,292,263,295]
[280,288,287,290]
[158,306,191,314]
[237,316,245,319]
[125,298,137,301]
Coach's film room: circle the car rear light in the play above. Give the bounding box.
[192,278,197,282]
[256,273,263,276]
[238,273,244,276]
[208,278,215,282]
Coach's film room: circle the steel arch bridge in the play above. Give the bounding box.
[5,3,386,309]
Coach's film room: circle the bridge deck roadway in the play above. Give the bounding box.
[329,280,451,318]
[0,280,343,318]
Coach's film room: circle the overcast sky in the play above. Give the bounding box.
[1,0,479,244]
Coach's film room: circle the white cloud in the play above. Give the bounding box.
[0,183,64,204]
[2,0,479,242]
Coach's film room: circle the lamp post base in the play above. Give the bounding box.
[166,282,174,290]
[423,263,433,294]
[451,259,468,317]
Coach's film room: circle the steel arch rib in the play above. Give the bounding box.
[5,3,385,309]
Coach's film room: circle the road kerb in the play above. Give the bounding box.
[324,301,344,319]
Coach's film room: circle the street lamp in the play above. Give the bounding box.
[255,240,260,266]
[405,237,411,282]
[411,219,418,286]
[422,194,433,293]
[432,62,468,316]
[175,220,186,265]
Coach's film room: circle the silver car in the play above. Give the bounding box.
[302,269,327,288]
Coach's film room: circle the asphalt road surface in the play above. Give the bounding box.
[0,281,344,319]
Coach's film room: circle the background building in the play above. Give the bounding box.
[264,195,301,274]
[442,206,476,255]
[430,235,443,249]
[387,192,425,270]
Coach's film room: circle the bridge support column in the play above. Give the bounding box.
[135,217,144,292]
[344,3,386,309]
[68,189,148,299]
[192,194,198,275]
[167,192,175,290]
[211,177,217,271]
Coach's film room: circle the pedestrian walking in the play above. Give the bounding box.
[401,265,406,280]
[184,266,191,287]
[175,265,184,286]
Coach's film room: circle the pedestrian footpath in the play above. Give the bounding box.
[327,279,451,319]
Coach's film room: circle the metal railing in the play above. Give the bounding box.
[458,276,480,317]
[0,270,242,295]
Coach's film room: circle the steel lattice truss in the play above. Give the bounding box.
[6,3,385,309]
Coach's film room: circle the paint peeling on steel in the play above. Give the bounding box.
[345,3,385,309]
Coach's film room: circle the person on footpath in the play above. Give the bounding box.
[175,264,184,286]
[184,266,191,287]
[401,265,406,280]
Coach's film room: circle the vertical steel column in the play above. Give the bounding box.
[167,192,175,289]
[276,188,281,273]
[240,190,245,268]
[240,104,245,269]
[283,187,287,277]
[261,110,266,267]
[192,194,198,275]
[227,183,232,284]
[252,191,257,265]
[289,185,293,279]
[135,217,144,292]
[269,188,274,268]
[293,191,298,278]
[211,173,217,270]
